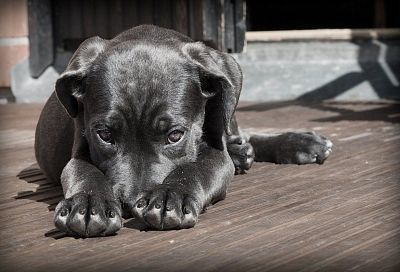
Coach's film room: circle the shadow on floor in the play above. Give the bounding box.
[16,163,63,211]
[238,101,400,124]
[123,218,150,231]
[307,102,400,123]
[16,163,66,239]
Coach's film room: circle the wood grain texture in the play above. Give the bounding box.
[0,101,399,271]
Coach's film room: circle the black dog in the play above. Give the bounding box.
[35,25,332,237]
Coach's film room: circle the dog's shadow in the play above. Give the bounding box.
[16,163,67,239]
[16,163,63,211]
[123,218,148,231]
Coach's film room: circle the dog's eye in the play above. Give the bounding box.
[97,129,114,143]
[167,130,184,144]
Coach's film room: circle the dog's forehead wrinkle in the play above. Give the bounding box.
[104,43,185,82]
[102,110,127,130]
[107,83,198,128]
[103,66,189,109]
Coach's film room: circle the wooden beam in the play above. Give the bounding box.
[234,0,246,53]
[27,0,53,78]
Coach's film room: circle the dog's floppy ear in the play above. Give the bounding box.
[183,42,242,137]
[55,36,108,118]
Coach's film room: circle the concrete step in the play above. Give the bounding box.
[10,39,400,103]
[234,40,400,101]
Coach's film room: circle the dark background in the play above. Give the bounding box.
[247,0,400,31]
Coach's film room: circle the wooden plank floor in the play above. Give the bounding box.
[0,101,399,271]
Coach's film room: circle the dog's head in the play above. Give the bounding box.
[55,26,242,200]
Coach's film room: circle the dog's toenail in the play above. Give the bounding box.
[60,209,68,216]
[155,203,161,209]
[91,208,98,215]
[137,201,145,208]
[166,205,173,211]
[79,208,86,215]
[109,211,115,218]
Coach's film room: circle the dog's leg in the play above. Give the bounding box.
[249,131,333,164]
[130,147,234,230]
[53,158,122,237]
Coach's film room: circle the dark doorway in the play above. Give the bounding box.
[247,0,400,31]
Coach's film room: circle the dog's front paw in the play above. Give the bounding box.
[277,132,333,164]
[227,135,255,174]
[54,192,122,237]
[131,186,200,230]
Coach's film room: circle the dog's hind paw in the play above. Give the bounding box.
[276,132,333,165]
[54,192,122,237]
[129,185,200,230]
